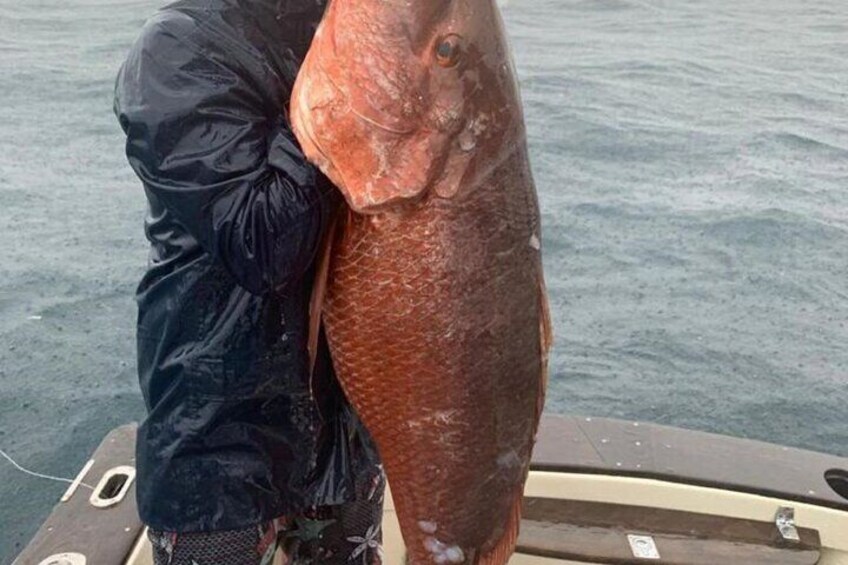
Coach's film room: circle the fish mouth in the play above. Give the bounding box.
[300,113,330,167]
[293,87,337,183]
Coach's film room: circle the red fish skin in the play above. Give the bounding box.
[290,1,551,562]
[321,144,546,564]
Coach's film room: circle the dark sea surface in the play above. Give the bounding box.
[1,0,846,560]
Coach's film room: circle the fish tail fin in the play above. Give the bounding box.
[476,490,523,565]
[307,207,342,379]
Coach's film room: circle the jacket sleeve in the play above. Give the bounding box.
[114,13,333,295]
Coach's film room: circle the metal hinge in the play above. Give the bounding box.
[775,506,801,542]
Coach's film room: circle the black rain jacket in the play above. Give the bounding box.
[114,0,377,532]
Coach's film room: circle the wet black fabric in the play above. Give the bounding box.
[114,0,378,533]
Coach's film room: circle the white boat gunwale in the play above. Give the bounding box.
[14,417,848,564]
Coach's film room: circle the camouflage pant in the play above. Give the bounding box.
[148,469,385,565]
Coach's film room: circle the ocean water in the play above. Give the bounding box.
[0,0,846,560]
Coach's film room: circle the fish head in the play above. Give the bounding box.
[291,0,524,213]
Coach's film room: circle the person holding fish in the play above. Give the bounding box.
[117,0,550,561]
[113,0,385,563]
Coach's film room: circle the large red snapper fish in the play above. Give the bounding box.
[291,1,552,563]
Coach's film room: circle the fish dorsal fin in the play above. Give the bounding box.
[536,274,553,429]
[307,206,343,378]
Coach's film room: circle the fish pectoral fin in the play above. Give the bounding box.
[539,278,553,364]
[307,205,343,379]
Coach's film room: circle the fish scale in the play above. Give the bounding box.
[291,1,551,562]
[319,152,545,564]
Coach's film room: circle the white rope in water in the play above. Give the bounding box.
[0,448,94,490]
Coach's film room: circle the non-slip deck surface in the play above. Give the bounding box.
[533,415,848,512]
[14,424,142,565]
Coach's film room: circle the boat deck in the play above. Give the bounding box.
[14,417,848,564]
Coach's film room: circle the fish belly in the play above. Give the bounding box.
[323,148,546,564]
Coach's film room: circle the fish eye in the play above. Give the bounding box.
[435,35,463,68]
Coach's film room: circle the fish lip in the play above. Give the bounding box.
[293,88,334,175]
[300,111,330,165]
[294,92,359,202]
